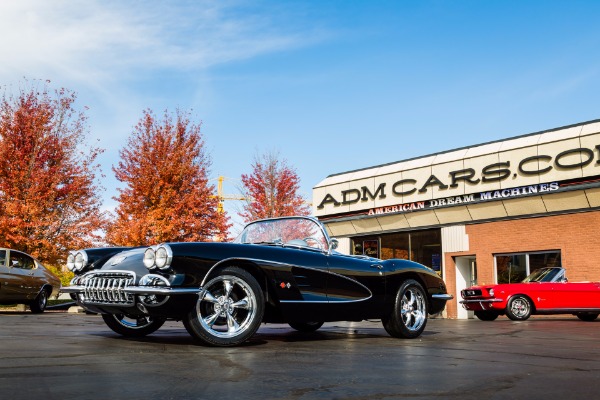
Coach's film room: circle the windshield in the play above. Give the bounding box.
[235,217,329,251]
[522,267,565,283]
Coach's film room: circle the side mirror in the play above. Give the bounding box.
[327,238,339,255]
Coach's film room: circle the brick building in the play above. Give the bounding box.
[312,119,600,318]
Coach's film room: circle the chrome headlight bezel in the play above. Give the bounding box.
[143,244,173,271]
[489,288,495,297]
[66,253,75,271]
[143,248,156,270]
[155,245,173,270]
[74,251,88,272]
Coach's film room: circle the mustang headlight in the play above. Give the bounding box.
[489,288,495,297]
[155,245,172,270]
[74,251,88,272]
[66,253,75,271]
[143,248,156,269]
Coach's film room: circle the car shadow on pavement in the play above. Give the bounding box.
[89,322,441,347]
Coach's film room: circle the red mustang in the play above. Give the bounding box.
[460,267,600,321]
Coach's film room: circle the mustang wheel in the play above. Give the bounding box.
[506,295,532,321]
[185,267,264,346]
[383,279,428,339]
[576,312,599,321]
[288,321,324,332]
[101,313,166,337]
[474,311,499,321]
[29,288,49,313]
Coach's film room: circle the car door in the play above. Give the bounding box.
[6,251,40,301]
[325,253,387,320]
[0,249,21,301]
[538,282,600,310]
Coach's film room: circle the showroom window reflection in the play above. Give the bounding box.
[495,251,562,284]
[351,229,442,275]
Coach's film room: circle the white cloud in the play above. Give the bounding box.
[0,0,321,89]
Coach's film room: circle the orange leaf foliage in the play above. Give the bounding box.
[0,81,106,265]
[239,151,311,223]
[106,109,230,246]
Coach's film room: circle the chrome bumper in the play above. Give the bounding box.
[459,298,502,304]
[460,298,503,310]
[61,285,202,296]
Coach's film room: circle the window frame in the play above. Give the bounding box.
[493,250,562,284]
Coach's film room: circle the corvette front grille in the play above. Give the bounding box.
[81,271,136,306]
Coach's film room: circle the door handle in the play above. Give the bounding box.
[370,264,383,270]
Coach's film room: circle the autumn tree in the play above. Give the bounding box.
[106,109,229,245]
[0,81,105,265]
[239,151,311,223]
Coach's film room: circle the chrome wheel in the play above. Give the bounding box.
[401,287,426,332]
[113,315,155,329]
[506,295,532,321]
[102,313,165,337]
[383,279,429,339]
[185,267,264,346]
[198,275,258,338]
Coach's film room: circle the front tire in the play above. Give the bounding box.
[383,279,428,339]
[288,321,324,332]
[30,288,49,313]
[185,267,264,347]
[506,295,532,321]
[101,314,166,337]
[474,310,499,321]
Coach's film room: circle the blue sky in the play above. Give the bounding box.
[2,0,600,232]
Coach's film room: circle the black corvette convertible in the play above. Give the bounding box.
[62,216,452,346]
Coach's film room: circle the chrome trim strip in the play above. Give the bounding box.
[280,296,371,304]
[432,294,454,301]
[201,257,373,299]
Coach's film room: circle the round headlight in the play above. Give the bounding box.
[74,251,87,272]
[155,245,172,270]
[66,253,75,271]
[143,248,156,269]
[489,289,495,297]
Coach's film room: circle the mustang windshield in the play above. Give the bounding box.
[235,217,329,251]
[522,267,565,283]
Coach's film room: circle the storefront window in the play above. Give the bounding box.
[352,229,442,274]
[381,233,409,260]
[495,251,561,284]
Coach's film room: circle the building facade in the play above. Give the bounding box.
[312,120,600,319]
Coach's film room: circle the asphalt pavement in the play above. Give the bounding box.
[0,311,598,400]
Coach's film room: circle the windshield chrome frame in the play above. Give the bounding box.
[235,216,334,253]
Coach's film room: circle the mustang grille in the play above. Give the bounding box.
[81,272,135,306]
[463,289,482,297]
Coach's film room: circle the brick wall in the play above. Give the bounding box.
[444,210,600,318]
